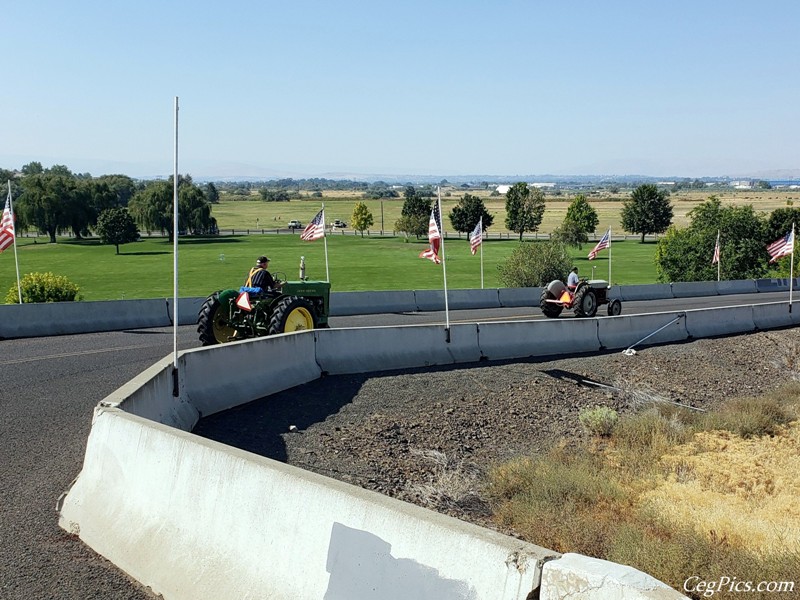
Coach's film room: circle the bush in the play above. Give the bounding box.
[5,272,82,304]
[497,240,572,287]
[579,406,619,437]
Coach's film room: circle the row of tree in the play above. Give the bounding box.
[3,163,218,251]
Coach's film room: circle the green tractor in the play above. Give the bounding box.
[197,278,331,345]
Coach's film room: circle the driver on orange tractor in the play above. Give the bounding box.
[241,256,282,295]
[567,266,579,290]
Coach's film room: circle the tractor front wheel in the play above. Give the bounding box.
[573,287,598,318]
[268,296,316,335]
[539,289,564,318]
[197,292,236,345]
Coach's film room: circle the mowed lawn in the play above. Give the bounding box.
[5,186,796,301]
[1,234,659,301]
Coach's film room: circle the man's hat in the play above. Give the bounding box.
[258,256,269,263]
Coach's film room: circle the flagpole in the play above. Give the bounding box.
[479,219,484,290]
[608,228,612,284]
[8,181,22,303]
[322,204,330,282]
[172,96,180,388]
[438,187,450,337]
[717,229,721,282]
[790,222,795,313]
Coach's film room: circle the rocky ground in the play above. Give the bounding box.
[194,327,800,534]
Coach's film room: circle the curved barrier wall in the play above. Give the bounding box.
[55,303,779,598]
[2,278,790,340]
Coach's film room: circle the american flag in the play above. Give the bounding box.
[0,191,15,253]
[419,203,441,264]
[469,217,483,255]
[767,228,794,263]
[588,228,610,260]
[301,207,325,241]
[712,231,720,265]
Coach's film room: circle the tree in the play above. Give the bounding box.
[504,182,545,241]
[96,174,138,206]
[654,196,769,282]
[128,176,215,241]
[95,207,140,254]
[621,184,673,242]
[497,240,572,287]
[351,202,374,237]
[396,189,432,238]
[128,181,173,241]
[766,207,800,242]
[17,173,72,242]
[205,182,220,204]
[449,193,494,233]
[554,194,598,248]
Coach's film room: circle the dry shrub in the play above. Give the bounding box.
[487,382,800,597]
[702,396,794,438]
[408,449,488,515]
[578,406,619,437]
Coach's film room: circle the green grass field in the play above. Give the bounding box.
[0,233,659,301]
[7,186,794,302]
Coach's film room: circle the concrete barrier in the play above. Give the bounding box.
[670,281,718,298]
[330,290,417,316]
[540,554,686,599]
[314,324,481,375]
[58,409,556,600]
[717,279,757,295]
[180,333,322,419]
[752,302,795,330]
[755,278,792,292]
[617,284,674,301]
[597,312,688,351]
[415,289,502,311]
[498,287,538,307]
[0,298,171,339]
[684,305,756,338]
[61,301,793,598]
[174,296,206,325]
[477,319,600,361]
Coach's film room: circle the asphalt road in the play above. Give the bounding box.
[0,291,791,598]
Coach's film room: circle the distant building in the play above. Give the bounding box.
[731,180,755,189]
[495,185,511,194]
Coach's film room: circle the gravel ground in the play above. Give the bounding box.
[195,327,800,531]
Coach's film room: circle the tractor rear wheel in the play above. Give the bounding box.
[573,286,598,318]
[268,296,316,335]
[539,289,564,318]
[197,292,236,345]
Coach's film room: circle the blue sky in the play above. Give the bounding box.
[2,1,798,179]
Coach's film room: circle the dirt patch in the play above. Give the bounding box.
[194,328,800,533]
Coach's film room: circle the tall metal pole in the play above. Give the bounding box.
[438,187,450,337]
[173,97,179,374]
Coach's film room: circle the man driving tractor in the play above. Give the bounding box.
[242,256,282,295]
[567,266,579,289]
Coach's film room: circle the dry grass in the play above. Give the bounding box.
[487,384,800,597]
[214,187,800,233]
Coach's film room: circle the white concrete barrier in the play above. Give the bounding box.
[180,333,322,418]
[330,290,417,316]
[175,296,206,325]
[498,287,538,307]
[443,288,502,310]
[0,298,171,338]
[684,305,756,338]
[540,554,687,599]
[755,278,791,292]
[314,324,481,375]
[477,319,600,361]
[670,281,718,298]
[104,355,199,431]
[58,409,556,600]
[597,312,688,351]
[717,279,757,295]
[617,284,674,301]
[752,302,795,330]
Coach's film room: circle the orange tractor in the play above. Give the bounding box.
[540,278,621,318]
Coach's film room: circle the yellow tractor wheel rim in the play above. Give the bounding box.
[212,307,237,343]
[285,306,314,331]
